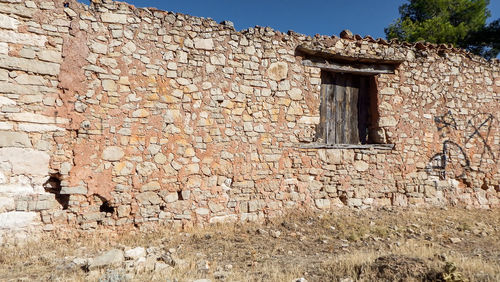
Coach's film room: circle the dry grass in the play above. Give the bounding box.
[1,207,499,281]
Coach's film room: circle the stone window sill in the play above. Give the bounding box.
[299,143,395,150]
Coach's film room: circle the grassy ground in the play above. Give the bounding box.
[1,207,499,281]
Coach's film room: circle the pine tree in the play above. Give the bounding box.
[385,0,499,59]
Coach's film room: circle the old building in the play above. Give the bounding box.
[0,0,498,234]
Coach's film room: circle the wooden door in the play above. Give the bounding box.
[318,72,370,144]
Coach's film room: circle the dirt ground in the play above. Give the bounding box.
[1,207,499,281]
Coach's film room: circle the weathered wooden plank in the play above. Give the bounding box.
[358,76,371,144]
[332,75,346,144]
[317,72,329,142]
[344,74,353,144]
[299,143,395,150]
[296,45,405,64]
[327,74,337,144]
[349,76,360,144]
[345,76,351,144]
[325,83,335,143]
[331,74,340,144]
[302,59,395,75]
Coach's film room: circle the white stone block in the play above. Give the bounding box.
[18,123,65,132]
[6,112,69,124]
[289,88,303,100]
[0,42,8,55]
[195,208,210,215]
[210,54,225,65]
[0,212,38,229]
[0,14,20,30]
[37,50,62,63]
[101,13,128,24]
[63,8,77,18]
[0,132,31,147]
[122,41,136,55]
[267,62,288,81]
[0,197,15,212]
[315,198,330,210]
[380,87,395,95]
[379,116,398,127]
[102,79,117,91]
[163,192,178,203]
[353,161,369,172]
[298,116,319,124]
[347,198,362,207]
[318,149,342,164]
[0,69,6,80]
[0,148,50,176]
[25,1,37,8]
[0,96,15,106]
[0,55,60,76]
[124,247,146,260]
[0,81,40,95]
[0,30,47,47]
[0,184,34,195]
[240,85,253,95]
[194,38,214,50]
[90,42,107,54]
[102,146,124,161]
[14,74,48,85]
[209,214,238,224]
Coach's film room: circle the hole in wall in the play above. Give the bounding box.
[63,2,69,8]
[100,200,115,214]
[481,180,489,190]
[339,194,348,206]
[93,194,115,214]
[177,190,184,200]
[44,173,70,210]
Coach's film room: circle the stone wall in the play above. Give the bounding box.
[0,0,498,233]
[0,0,74,234]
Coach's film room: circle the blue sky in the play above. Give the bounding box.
[77,0,500,39]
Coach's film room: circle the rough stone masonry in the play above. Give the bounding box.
[0,0,498,235]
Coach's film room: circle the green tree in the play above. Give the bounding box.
[385,0,499,59]
[465,19,500,59]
